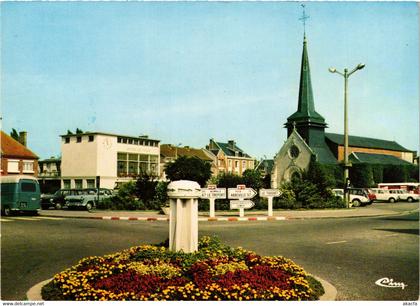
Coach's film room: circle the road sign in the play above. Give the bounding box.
[259,189,281,198]
[201,188,226,199]
[228,187,257,199]
[229,200,255,210]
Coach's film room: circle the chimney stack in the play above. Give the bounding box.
[19,131,27,147]
[228,140,235,150]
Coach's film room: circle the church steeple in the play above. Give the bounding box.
[285,35,327,145]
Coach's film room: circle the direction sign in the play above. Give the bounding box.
[228,187,257,199]
[230,200,255,210]
[201,188,226,199]
[259,189,281,198]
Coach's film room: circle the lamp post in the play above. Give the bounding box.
[329,63,365,208]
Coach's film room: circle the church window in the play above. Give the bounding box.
[289,145,300,159]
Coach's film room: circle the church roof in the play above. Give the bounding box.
[311,145,338,164]
[325,133,412,152]
[286,36,326,127]
[349,152,412,165]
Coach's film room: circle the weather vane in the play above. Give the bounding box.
[299,4,310,36]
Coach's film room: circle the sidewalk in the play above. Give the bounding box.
[39,202,419,221]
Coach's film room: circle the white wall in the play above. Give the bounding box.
[61,135,98,177]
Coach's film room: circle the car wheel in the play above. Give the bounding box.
[55,203,62,210]
[407,197,413,203]
[2,207,11,216]
[389,198,395,203]
[85,203,93,211]
[352,199,361,207]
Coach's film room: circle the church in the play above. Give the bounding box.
[271,35,415,188]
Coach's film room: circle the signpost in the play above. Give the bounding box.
[200,185,226,218]
[228,185,257,217]
[259,188,281,217]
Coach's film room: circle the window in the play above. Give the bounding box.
[86,179,95,188]
[63,180,71,189]
[117,152,159,176]
[7,160,19,173]
[65,137,70,144]
[23,161,34,173]
[21,182,36,192]
[235,161,239,168]
[88,135,94,142]
[77,136,82,143]
[228,160,232,167]
[242,161,246,168]
[117,137,122,143]
[75,179,83,189]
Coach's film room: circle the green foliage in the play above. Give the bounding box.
[136,173,159,204]
[66,130,73,135]
[383,165,409,183]
[10,129,19,141]
[371,165,384,185]
[96,181,144,210]
[75,128,83,134]
[154,181,169,205]
[165,156,212,186]
[214,172,243,188]
[349,163,374,188]
[242,169,264,190]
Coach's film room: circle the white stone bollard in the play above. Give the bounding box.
[167,180,201,253]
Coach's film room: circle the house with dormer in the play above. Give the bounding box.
[207,139,255,176]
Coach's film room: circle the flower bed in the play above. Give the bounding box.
[42,236,324,301]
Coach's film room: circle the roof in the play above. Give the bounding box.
[160,144,213,161]
[1,131,38,159]
[214,141,252,159]
[311,144,338,164]
[0,175,39,183]
[256,159,274,173]
[325,133,412,152]
[286,36,326,128]
[39,157,61,163]
[60,131,160,143]
[349,152,413,165]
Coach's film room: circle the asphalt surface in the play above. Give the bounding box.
[1,205,418,301]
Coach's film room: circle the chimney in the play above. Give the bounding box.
[19,131,27,147]
[228,140,235,150]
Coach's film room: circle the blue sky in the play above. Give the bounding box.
[1,2,418,160]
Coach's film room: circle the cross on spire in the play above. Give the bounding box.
[299,4,309,36]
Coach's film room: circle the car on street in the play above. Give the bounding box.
[65,188,113,211]
[332,188,371,207]
[370,188,399,203]
[41,189,83,210]
[388,189,419,202]
[348,188,375,205]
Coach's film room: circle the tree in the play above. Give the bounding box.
[349,163,374,187]
[10,129,19,141]
[136,172,159,204]
[67,130,74,135]
[75,128,83,134]
[214,172,243,188]
[242,169,264,190]
[164,156,212,186]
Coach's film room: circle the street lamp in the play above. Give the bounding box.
[329,63,365,208]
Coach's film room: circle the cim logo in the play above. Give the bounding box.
[375,277,407,290]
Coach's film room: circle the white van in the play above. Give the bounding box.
[332,189,370,207]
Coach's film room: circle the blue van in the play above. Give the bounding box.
[1,175,41,216]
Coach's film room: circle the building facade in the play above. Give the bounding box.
[60,132,160,189]
[38,157,61,193]
[1,131,39,176]
[207,139,255,176]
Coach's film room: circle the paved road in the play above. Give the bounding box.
[1,209,418,301]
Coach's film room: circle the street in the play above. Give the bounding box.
[1,205,418,301]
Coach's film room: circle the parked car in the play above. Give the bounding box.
[332,188,370,207]
[348,188,376,205]
[388,189,419,202]
[41,188,83,210]
[65,188,113,211]
[370,188,399,203]
[1,175,41,216]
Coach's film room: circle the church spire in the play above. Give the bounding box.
[285,35,327,145]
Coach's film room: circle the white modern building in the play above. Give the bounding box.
[60,132,160,189]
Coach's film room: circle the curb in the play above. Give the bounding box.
[313,275,338,301]
[39,214,288,222]
[27,275,337,301]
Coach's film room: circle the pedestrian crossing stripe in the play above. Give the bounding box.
[0,218,13,222]
[11,217,41,221]
[0,216,64,222]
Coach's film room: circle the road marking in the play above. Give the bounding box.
[384,234,399,237]
[34,216,65,221]
[326,240,347,245]
[0,218,13,222]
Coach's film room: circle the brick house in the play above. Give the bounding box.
[206,139,255,176]
[1,131,39,176]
